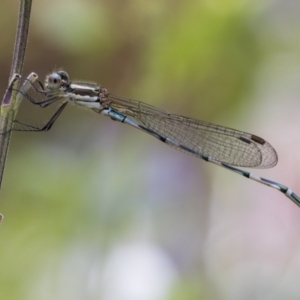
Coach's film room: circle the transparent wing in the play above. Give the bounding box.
[108,94,278,168]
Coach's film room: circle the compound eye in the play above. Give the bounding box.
[57,70,69,82]
[47,73,62,90]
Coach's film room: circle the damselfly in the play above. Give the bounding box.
[11,70,300,206]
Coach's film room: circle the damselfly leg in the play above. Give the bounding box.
[10,74,69,132]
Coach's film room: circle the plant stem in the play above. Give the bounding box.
[0,0,32,197]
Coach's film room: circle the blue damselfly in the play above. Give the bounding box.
[11,71,300,207]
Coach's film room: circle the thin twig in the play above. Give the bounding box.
[0,0,33,220]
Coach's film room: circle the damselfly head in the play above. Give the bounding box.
[45,70,70,91]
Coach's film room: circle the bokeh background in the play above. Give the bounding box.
[1,0,300,299]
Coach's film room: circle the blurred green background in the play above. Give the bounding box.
[1,0,300,299]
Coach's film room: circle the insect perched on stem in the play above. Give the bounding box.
[11,70,300,207]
